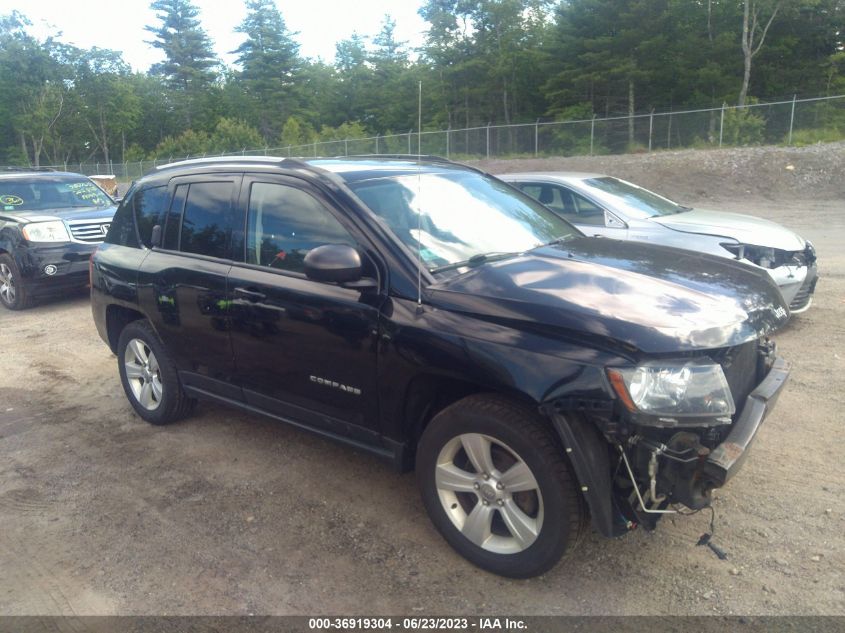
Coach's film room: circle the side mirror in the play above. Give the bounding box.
[304,244,364,284]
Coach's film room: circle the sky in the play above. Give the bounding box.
[0,0,428,71]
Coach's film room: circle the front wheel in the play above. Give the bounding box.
[416,395,585,578]
[117,320,194,425]
[0,254,31,310]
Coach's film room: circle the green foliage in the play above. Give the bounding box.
[0,1,843,165]
[722,106,767,146]
[788,127,843,146]
[208,118,263,153]
[279,116,316,148]
[151,129,211,159]
[232,0,301,139]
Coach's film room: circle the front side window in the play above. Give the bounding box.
[349,172,579,272]
[246,182,354,274]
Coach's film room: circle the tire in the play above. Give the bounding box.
[0,254,31,310]
[416,394,586,578]
[117,319,195,425]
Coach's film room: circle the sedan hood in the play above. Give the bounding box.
[429,237,789,354]
[651,209,805,251]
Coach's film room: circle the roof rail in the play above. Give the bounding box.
[154,155,293,172]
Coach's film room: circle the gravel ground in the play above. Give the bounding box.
[0,144,843,616]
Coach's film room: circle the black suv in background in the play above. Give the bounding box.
[91,156,791,577]
[0,170,117,309]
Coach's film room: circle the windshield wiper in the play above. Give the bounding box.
[430,251,518,274]
[534,234,577,249]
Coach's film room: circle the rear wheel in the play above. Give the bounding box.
[416,394,585,578]
[117,320,194,425]
[0,254,31,310]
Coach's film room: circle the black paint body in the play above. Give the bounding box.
[90,157,791,538]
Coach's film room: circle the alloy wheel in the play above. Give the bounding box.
[123,338,163,410]
[0,262,15,305]
[434,433,544,554]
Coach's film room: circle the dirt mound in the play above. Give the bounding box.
[476,141,845,204]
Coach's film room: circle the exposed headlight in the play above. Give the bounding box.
[608,359,735,422]
[21,221,70,242]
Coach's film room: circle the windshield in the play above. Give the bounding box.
[581,176,686,217]
[349,171,580,272]
[0,177,113,211]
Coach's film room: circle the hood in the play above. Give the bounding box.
[428,237,789,355]
[5,205,116,223]
[651,208,805,251]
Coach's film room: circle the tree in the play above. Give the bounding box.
[739,0,783,106]
[73,48,141,166]
[145,0,219,126]
[232,0,302,139]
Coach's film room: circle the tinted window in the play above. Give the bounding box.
[246,182,353,273]
[180,182,238,259]
[162,184,187,251]
[134,185,170,247]
[105,186,139,247]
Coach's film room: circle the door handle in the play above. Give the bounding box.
[233,287,267,302]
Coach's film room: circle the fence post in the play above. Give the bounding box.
[590,116,596,156]
[376,135,379,154]
[534,120,539,156]
[486,123,491,160]
[344,138,348,156]
[719,102,726,148]
[788,94,797,145]
[408,130,412,155]
[313,141,317,157]
[648,109,654,152]
[446,128,450,159]
[667,111,672,149]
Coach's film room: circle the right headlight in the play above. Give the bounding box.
[607,359,735,422]
[21,220,70,242]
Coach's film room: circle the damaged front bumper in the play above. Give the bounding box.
[704,356,789,486]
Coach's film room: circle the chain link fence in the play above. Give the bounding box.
[11,94,844,183]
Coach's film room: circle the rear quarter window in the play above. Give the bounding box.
[105,188,139,247]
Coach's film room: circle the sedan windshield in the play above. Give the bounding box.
[581,176,687,217]
[0,177,113,211]
[349,171,580,272]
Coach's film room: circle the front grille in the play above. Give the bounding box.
[66,220,111,243]
[715,340,759,415]
[789,275,816,311]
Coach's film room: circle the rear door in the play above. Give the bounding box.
[137,175,244,399]
[227,175,383,444]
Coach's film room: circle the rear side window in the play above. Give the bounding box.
[134,185,169,248]
[246,182,353,274]
[105,189,139,247]
[180,182,238,259]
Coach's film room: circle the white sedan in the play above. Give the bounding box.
[499,172,818,313]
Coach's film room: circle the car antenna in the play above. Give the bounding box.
[415,80,424,315]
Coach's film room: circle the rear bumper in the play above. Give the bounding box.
[704,356,790,486]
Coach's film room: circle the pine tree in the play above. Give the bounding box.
[145,0,218,126]
[232,0,302,139]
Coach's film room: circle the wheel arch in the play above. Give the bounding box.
[105,304,146,354]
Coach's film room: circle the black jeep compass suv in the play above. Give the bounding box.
[91,156,790,578]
